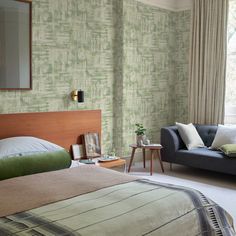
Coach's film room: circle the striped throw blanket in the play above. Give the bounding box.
[0,178,234,236]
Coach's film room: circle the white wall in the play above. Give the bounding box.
[137,0,193,11]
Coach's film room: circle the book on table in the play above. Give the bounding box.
[97,156,120,162]
[79,159,95,164]
[142,144,162,148]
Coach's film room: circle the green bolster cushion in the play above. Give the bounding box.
[0,150,71,181]
[220,144,236,157]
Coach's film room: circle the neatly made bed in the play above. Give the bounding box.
[0,165,234,236]
[0,110,235,236]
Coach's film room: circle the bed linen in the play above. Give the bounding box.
[0,150,71,181]
[0,136,64,158]
[0,166,234,236]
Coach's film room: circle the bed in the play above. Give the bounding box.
[0,110,235,236]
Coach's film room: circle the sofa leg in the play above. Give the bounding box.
[170,163,173,171]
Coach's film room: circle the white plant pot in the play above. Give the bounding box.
[136,135,146,146]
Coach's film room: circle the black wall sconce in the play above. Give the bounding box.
[71,89,84,103]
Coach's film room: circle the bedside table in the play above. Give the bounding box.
[71,158,126,172]
[96,158,126,171]
[95,158,126,172]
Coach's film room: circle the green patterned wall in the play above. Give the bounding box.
[173,10,191,123]
[0,0,190,156]
[112,0,124,156]
[0,0,116,154]
[120,0,191,155]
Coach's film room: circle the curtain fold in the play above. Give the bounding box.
[188,0,229,125]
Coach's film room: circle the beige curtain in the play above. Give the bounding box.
[189,0,229,125]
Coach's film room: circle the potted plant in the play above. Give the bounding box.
[135,123,146,146]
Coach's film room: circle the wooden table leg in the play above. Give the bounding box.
[128,147,136,172]
[142,148,146,168]
[150,149,154,175]
[157,150,164,173]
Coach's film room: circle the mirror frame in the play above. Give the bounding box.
[0,0,32,90]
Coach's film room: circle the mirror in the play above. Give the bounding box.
[0,0,31,90]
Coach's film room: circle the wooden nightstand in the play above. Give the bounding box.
[71,158,126,172]
[96,158,126,172]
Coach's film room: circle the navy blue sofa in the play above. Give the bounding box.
[161,125,236,175]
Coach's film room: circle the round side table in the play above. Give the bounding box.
[128,144,164,175]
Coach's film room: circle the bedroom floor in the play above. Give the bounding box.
[127,159,236,228]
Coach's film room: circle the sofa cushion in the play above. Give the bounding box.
[176,123,205,150]
[220,144,236,157]
[211,125,236,149]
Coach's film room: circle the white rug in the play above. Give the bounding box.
[128,160,236,228]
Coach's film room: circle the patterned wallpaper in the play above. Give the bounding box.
[0,0,116,154]
[173,10,191,123]
[120,0,191,154]
[0,0,191,156]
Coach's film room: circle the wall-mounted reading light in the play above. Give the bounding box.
[71,89,84,103]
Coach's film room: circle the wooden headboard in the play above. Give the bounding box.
[0,110,101,151]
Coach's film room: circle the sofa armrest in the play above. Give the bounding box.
[160,126,186,162]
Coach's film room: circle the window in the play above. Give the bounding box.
[225,0,236,124]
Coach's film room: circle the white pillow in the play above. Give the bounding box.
[210,125,236,149]
[176,122,205,150]
[0,136,63,159]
